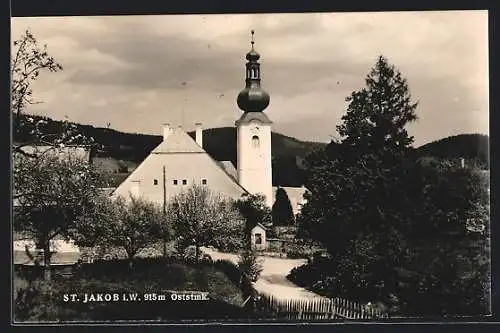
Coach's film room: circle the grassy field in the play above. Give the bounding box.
[14,258,250,322]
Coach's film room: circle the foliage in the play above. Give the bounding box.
[234,193,272,242]
[13,148,106,280]
[237,248,263,282]
[295,55,490,315]
[416,134,489,170]
[14,113,324,186]
[168,184,245,258]
[213,259,257,299]
[14,259,249,321]
[272,187,295,226]
[72,195,166,259]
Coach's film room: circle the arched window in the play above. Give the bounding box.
[252,135,260,148]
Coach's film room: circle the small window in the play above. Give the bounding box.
[255,233,262,245]
[182,179,187,185]
[173,179,178,185]
[252,135,260,148]
[202,179,207,185]
[153,179,158,185]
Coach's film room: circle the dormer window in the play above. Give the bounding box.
[173,179,178,185]
[202,179,207,185]
[153,179,158,185]
[182,179,187,185]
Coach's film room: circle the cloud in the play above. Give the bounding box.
[11,11,488,146]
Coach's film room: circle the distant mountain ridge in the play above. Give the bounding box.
[415,134,489,169]
[14,114,489,187]
[14,114,327,186]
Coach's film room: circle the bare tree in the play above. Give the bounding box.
[11,29,62,122]
[168,184,245,259]
[11,29,96,160]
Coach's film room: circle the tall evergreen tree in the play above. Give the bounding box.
[295,56,490,316]
[272,187,295,226]
[298,55,419,303]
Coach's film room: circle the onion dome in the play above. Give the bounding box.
[236,30,270,113]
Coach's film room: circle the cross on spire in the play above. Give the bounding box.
[251,30,255,48]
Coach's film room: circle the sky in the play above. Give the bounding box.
[11,11,489,147]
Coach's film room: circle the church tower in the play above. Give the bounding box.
[236,30,273,207]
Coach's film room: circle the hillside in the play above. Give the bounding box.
[415,134,489,169]
[14,114,327,187]
[14,114,489,188]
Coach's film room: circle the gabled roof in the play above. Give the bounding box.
[112,127,249,199]
[218,161,238,181]
[152,127,205,154]
[251,223,268,231]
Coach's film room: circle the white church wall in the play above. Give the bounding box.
[237,120,273,207]
[112,152,247,206]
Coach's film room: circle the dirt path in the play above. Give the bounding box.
[201,247,325,301]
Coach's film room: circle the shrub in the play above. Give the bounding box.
[238,249,263,282]
[14,258,252,321]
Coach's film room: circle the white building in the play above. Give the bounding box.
[112,31,307,215]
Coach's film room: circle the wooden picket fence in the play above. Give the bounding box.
[257,292,388,320]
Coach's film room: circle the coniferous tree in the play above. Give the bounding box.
[272,187,295,226]
[295,56,490,316]
[297,55,418,303]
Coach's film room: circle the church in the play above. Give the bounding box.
[111,31,308,246]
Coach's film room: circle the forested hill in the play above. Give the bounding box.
[415,134,489,169]
[14,114,489,186]
[13,114,327,186]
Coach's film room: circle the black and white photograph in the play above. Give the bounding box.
[11,10,490,323]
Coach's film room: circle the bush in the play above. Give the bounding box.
[213,259,257,299]
[238,249,263,282]
[14,258,252,321]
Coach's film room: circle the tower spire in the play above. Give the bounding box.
[236,30,270,113]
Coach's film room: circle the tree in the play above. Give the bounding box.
[337,55,418,158]
[168,184,245,259]
[11,30,96,160]
[11,29,63,134]
[233,193,272,245]
[297,55,419,303]
[72,195,166,261]
[13,147,106,280]
[272,187,295,226]
[393,160,491,316]
[296,55,490,315]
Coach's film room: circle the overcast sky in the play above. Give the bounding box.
[11,11,488,146]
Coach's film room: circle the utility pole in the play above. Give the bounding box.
[162,165,167,258]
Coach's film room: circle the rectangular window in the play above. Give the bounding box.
[153,179,158,185]
[182,179,187,185]
[255,233,262,245]
[202,179,207,185]
[173,179,178,185]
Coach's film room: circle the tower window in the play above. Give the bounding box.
[153,179,158,185]
[182,179,187,185]
[202,179,207,185]
[252,135,260,148]
[173,179,178,185]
